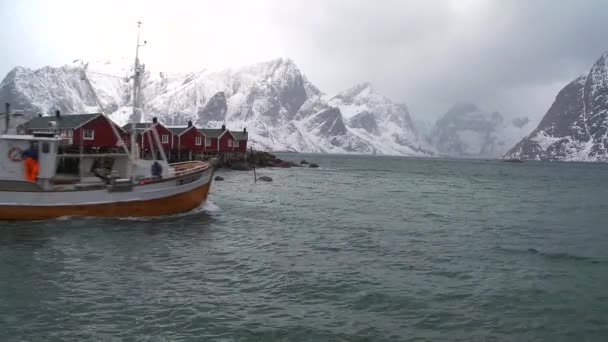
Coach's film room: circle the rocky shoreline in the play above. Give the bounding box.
[212,151,319,171]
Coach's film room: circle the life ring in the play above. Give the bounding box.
[8,146,23,162]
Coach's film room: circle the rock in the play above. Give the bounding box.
[309,163,319,168]
[300,159,309,165]
[258,176,273,182]
[214,176,225,181]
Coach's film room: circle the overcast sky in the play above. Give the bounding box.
[2,0,608,123]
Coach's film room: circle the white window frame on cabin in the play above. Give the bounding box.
[67,129,73,137]
[234,140,239,148]
[195,136,202,146]
[83,129,95,140]
[162,134,169,144]
[206,137,212,147]
[228,139,232,147]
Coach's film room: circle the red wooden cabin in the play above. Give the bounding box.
[199,125,248,153]
[21,111,128,148]
[199,128,221,152]
[169,121,206,155]
[231,128,248,153]
[123,118,173,152]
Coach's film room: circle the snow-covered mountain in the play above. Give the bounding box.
[505,52,608,161]
[328,82,432,155]
[0,59,432,156]
[430,103,531,158]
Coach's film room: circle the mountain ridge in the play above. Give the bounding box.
[0,58,433,156]
[505,51,608,161]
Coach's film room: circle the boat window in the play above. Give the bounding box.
[56,156,80,175]
[42,142,50,154]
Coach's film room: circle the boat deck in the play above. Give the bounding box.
[0,161,211,192]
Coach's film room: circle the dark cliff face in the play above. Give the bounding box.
[349,111,379,135]
[310,107,348,137]
[505,52,608,161]
[272,60,308,119]
[197,91,227,124]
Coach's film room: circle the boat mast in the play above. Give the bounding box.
[131,21,145,160]
[129,22,169,168]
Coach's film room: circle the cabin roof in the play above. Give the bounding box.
[167,126,197,136]
[22,113,101,130]
[167,127,185,135]
[231,131,248,140]
[198,128,224,138]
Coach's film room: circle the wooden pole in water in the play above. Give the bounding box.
[250,146,257,183]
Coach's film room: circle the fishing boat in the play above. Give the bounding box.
[0,23,214,221]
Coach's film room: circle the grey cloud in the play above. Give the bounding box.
[2,0,608,124]
[269,0,608,122]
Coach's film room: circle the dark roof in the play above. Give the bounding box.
[23,113,101,130]
[198,128,223,138]
[232,131,248,140]
[168,127,186,135]
[197,128,248,140]
[167,126,197,135]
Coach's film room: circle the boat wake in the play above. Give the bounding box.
[45,201,221,223]
[117,200,221,221]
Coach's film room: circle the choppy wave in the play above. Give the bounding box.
[116,200,221,221]
[495,246,602,264]
[3,155,608,341]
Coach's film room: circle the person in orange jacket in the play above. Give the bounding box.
[22,148,39,182]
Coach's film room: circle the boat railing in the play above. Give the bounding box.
[169,161,210,177]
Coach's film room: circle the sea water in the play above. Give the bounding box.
[1,155,607,341]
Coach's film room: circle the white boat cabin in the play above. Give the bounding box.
[0,132,173,191]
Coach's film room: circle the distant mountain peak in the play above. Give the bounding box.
[351,81,374,92]
[431,103,529,158]
[331,82,377,103]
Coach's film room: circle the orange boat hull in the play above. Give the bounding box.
[0,181,211,221]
